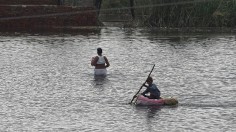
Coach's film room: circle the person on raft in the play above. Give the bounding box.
[91,48,110,76]
[141,76,161,99]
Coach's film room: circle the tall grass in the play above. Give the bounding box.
[136,0,236,27]
[102,0,236,27]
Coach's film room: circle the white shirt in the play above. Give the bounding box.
[97,56,105,64]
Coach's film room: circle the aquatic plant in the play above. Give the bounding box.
[144,0,236,27]
[102,0,236,27]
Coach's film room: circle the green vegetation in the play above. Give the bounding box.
[101,0,130,15]
[101,0,236,27]
[102,0,130,9]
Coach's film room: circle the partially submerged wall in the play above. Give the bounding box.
[0,0,100,32]
[0,0,57,5]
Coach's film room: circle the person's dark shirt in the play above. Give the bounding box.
[142,83,160,98]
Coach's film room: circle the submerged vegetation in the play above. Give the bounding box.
[101,0,236,28]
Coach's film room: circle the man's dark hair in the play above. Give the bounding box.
[97,48,102,54]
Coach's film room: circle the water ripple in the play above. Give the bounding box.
[0,28,236,131]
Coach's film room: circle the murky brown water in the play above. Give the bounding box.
[0,27,236,131]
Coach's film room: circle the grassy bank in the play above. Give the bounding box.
[102,0,236,27]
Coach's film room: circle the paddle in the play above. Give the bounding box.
[129,64,155,104]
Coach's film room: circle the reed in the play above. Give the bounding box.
[136,0,236,27]
[102,0,236,27]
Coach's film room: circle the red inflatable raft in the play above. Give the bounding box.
[135,95,178,106]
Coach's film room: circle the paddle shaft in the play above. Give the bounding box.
[130,64,155,104]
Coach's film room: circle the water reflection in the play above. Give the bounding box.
[0,27,102,36]
[134,105,163,131]
[92,75,109,88]
[147,106,162,118]
[135,105,162,118]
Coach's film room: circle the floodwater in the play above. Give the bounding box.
[0,27,236,132]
